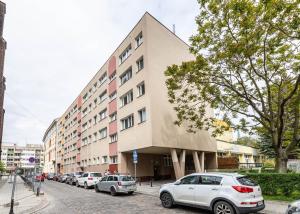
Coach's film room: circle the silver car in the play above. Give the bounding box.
[286,200,300,214]
[95,175,136,196]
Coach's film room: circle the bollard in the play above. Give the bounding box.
[150,179,153,187]
[139,178,141,186]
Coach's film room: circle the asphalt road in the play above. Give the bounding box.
[39,180,210,214]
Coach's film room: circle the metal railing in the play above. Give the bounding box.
[239,162,263,169]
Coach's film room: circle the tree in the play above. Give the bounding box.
[165,0,300,172]
[0,161,5,173]
[234,136,258,148]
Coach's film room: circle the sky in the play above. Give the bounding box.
[2,0,200,145]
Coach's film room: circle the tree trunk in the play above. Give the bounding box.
[275,150,288,173]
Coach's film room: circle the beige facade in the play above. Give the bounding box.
[44,12,218,179]
[42,119,58,173]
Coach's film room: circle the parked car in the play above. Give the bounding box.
[286,200,300,214]
[60,173,70,183]
[53,174,60,181]
[76,172,102,189]
[65,173,74,184]
[69,172,84,185]
[159,173,265,214]
[95,175,136,196]
[35,173,45,182]
[47,173,55,180]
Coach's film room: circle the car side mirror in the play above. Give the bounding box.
[174,180,181,185]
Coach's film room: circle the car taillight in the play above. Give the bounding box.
[88,177,93,180]
[232,186,253,193]
[241,202,257,205]
[117,182,122,186]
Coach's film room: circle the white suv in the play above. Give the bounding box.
[159,173,265,214]
[76,172,102,189]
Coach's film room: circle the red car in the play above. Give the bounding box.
[35,173,45,182]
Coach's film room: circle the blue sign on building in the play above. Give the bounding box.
[133,150,138,163]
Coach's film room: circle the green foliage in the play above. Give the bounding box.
[0,161,5,173]
[245,173,300,199]
[165,0,300,172]
[234,136,258,148]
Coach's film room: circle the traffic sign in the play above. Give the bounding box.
[28,157,35,163]
[133,150,138,163]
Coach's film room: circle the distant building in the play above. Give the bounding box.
[215,121,264,168]
[1,143,44,172]
[42,119,58,174]
[0,1,6,161]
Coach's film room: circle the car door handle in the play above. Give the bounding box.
[211,188,219,191]
[188,187,194,190]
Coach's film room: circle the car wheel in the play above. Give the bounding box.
[84,182,88,189]
[128,191,134,195]
[95,184,100,193]
[160,192,174,208]
[76,181,79,187]
[214,201,235,214]
[110,187,117,196]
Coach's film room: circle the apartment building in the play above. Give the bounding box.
[45,12,218,179]
[43,119,58,173]
[1,143,44,172]
[0,1,6,161]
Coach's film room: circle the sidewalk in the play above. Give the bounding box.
[136,180,288,214]
[0,175,48,214]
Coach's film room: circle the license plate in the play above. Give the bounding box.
[257,201,263,206]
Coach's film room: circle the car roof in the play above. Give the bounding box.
[190,172,243,177]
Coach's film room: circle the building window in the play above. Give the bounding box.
[110,156,118,164]
[109,71,116,82]
[137,82,145,97]
[99,128,107,140]
[138,108,146,123]
[120,67,132,85]
[119,44,132,64]
[136,56,144,72]
[99,72,107,86]
[120,90,133,107]
[102,156,108,164]
[99,90,107,103]
[99,108,107,121]
[121,114,134,130]
[163,155,173,167]
[93,115,97,125]
[110,134,118,143]
[83,93,88,102]
[135,32,143,48]
[109,112,117,122]
[93,132,98,142]
[109,91,117,101]
[93,98,98,109]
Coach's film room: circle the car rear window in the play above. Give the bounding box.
[120,176,134,181]
[90,173,102,177]
[75,172,83,175]
[237,176,257,186]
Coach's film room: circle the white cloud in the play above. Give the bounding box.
[2,0,199,145]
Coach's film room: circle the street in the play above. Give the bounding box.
[40,181,209,214]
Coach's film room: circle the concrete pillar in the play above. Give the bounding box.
[192,151,201,173]
[200,152,205,172]
[179,150,186,177]
[119,153,128,174]
[171,149,181,180]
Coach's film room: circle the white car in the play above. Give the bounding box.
[76,172,102,189]
[159,173,265,214]
[286,200,300,214]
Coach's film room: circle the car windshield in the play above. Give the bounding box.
[90,173,101,177]
[237,176,257,186]
[121,176,134,181]
[75,172,83,175]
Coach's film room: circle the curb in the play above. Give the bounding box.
[22,194,50,214]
